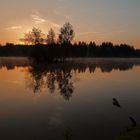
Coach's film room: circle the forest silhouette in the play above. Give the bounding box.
[0,22,140,61]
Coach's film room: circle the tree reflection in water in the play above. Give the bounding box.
[0,58,137,100]
[26,62,74,100]
[14,58,140,100]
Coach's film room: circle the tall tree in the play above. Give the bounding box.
[47,28,56,45]
[58,22,75,45]
[20,27,44,45]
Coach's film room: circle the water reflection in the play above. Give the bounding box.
[26,59,140,100]
[1,58,140,101]
[0,58,140,140]
[27,62,74,100]
[0,57,30,70]
[1,58,140,72]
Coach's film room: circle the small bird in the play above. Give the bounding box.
[113,98,121,108]
[129,117,137,127]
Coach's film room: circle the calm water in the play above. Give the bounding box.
[0,57,140,140]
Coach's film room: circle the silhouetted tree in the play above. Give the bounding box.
[89,41,96,57]
[0,22,139,59]
[20,27,44,45]
[47,28,56,45]
[20,32,32,45]
[58,22,75,44]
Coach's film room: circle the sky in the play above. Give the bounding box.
[0,0,140,48]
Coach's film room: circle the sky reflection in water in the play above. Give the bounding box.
[0,58,140,140]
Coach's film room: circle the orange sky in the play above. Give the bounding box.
[0,0,140,48]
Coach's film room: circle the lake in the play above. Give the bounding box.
[0,57,140,140]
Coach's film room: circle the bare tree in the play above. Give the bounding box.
[20,32,32,45]
[20,27,44,45]
[47,28,56,45]
[58,22,75,44]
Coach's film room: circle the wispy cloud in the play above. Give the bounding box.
[6,26,22,30]
[77,31,101,35]
[44,19,61,28]
[31,14,46,24]
[31,12,60,28]
[51,23,60,28]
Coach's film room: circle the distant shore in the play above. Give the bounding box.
[0,43,140,62]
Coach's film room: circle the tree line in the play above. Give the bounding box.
[20,22,74,45]
[0,22,140,60]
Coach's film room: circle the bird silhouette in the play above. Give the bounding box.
[113,98,121,108]
[129,117,137,127]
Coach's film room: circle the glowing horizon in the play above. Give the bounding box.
[0,0,140,48]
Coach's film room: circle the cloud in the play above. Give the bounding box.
[49,22,60,28]
[31,13,60,28]
[77,31,101,35]
[6,26,22,30]
[31,14,46,24]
